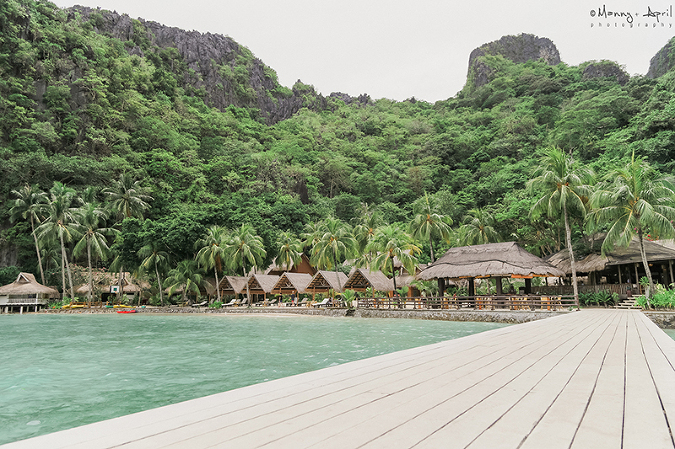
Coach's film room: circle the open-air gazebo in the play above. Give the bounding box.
[418,242,565,298]
[0,272,59,313]
[545,237,675,298]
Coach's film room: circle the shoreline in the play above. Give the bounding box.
[36,306,572,324]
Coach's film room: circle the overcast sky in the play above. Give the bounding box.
[51,0,674,102]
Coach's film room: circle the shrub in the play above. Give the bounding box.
[209,301,223,309]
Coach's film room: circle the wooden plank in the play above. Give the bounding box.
[5,310,675,449]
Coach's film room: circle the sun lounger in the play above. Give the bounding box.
[191,301,207,307]
[266,299,278,306]
[297,298,308,307]
[223,298,237,307]
[312,298,331,308]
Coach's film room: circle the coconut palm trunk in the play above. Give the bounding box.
[214,268,221,303]
[638,230,653,307]
[87,239,93,307]
[155,261,164,306]
[428,236,435,263]
[30,214,46,285]
[117,264,123,303]
[563,210,579,306]
[243,265,251,307]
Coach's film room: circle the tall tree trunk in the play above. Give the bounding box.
[334,251,342,293]
[244,265,251,307]
[638,231,653,307]
[155,261,164,306]
[60,235,66,300]
[564,211,579,307]
[117,264,123,303]
[87,237,93,307]
[214,269,221,303]
[429,236,435,264]
[31,215,45,285]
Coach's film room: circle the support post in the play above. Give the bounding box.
[525,278,532,294]
[618,265,622,284]
[495,276,503,296]
[437,278,446,297]
[669,260,674,287]
[468,277,475,297]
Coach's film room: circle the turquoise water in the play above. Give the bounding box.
[663,329,675,340]
[0,314,508,445]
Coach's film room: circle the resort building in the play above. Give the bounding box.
[0,272,59,313]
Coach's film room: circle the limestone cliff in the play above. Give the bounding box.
[647,37,675,79]
[466,33,561,89]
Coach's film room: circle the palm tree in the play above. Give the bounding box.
[352,205,383,267]
[226,224,266,306]
[367,225,420,292]
[165,260,205,305]
[36,182,81,300]
[139,242,170,306]
[310,217,357,293]
[408,192,452,263]
[103,173,152,300]
[458,208,501,246]
[527,148,594,306]
[73,202,116,306]
[103,173,153,220]
[195,225,228,303]
[589,153,675,306]
[276,231,303,272]
[10,185,48,284]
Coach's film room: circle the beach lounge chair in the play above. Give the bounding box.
[297,298,308,307]
[266,298,278,306]
[312,298,331,308]
[191,301,208,307]
[223,298,237,307]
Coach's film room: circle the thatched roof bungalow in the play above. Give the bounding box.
[306,271,348,296]
[0,273,59,311]
[272,273,313,296]
[76,272,149,297]
[218,276,248,297]
[418,242,564,296]
[265,254,316,276]
[247,274,280,301]
[344,269,394,294]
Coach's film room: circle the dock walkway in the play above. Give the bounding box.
[5,309,675,448]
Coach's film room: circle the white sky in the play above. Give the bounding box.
[52,0,674,102]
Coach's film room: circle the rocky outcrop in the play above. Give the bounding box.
[467,33,561,89]
[582,61,630,85]
[67,6,368,124]
[647,37,675,79]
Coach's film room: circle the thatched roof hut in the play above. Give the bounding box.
[0,273,59,301]
[306,270,348,294]
[418,242,565,280]
[547,238,675,274]
[344,269,394,293]
[75,272,149,295]
[247,274,280,296]
[272,273,313,295]
[219,276,248,295]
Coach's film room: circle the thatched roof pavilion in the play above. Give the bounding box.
[76,272,149,296]
[0,273,59,310]
[265,254,316,276]
[418,242,564,296]
[272,273,313,295]
[306,271,348,295]
[344,269,394,293]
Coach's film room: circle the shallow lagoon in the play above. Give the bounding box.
[0,313,508,445]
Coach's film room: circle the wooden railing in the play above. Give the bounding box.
[355,295,576,311]
[536,283,638,297]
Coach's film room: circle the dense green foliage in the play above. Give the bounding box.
[3,0,675,294]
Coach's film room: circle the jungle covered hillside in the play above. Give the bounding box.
[2,0,675,283]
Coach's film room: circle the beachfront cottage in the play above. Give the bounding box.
[0,272,59,313]
[344,268,394,295]
[246,274,280,304]
[544,237,675,298]
[305,271,349,302]
[218,276,248,299]
[271,273,313,300]
[418,242,565,297]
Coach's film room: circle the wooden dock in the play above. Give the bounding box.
[5,309,675,448]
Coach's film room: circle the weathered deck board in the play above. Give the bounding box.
[3,310,675,449]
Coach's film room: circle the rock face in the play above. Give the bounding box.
[583,61,630,85]
[467,33,561,89]
[69,7,367,123]
[647,37,675,79]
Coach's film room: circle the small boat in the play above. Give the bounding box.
[116,310,137,314]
